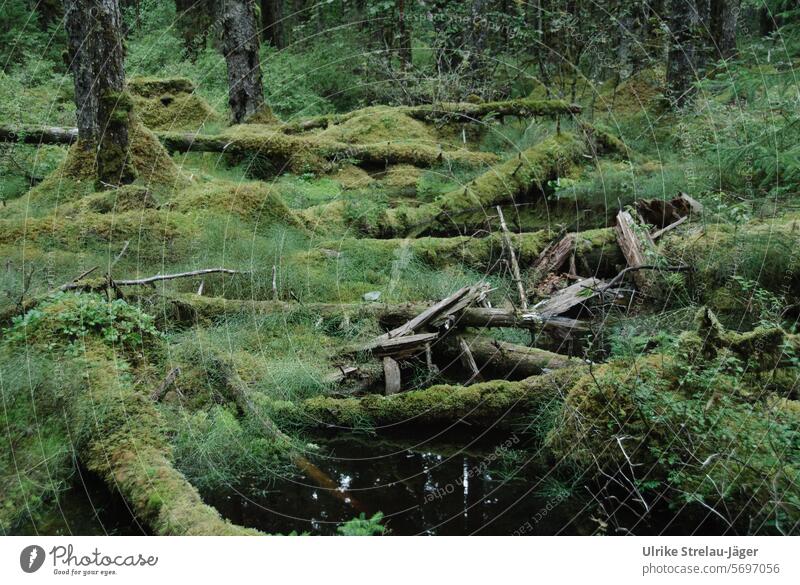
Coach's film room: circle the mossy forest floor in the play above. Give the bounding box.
[1,71,799,536]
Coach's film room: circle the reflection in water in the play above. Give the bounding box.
[207,431,595,535]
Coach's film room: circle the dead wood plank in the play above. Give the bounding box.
[528,277,602,319]
[383,357,402,395]
[532,232,575,277]
[371,331,440,357]
[496,206,528,310]
[614,210,653,291]
[651,215,687,240]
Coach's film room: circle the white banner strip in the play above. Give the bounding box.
[1,536,799,584]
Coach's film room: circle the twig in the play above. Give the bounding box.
[114,268,240,286]
[496,205,528,311]
[651,215,687,240]
[59,266,99,291]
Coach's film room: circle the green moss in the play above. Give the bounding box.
[167,179,304,228]
[284,368,583,430]
[380,132,587,236]
[128,77,221,131]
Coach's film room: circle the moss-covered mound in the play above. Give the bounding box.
[167,179,304,228]
[317,106,437,145]
[128,77,221,131]
[547,314,800,532]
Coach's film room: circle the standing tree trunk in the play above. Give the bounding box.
[666,0,701,107]
[396,0,412,68]
[710,0,739,59]
[219,0,267,124]
[63,0,135,187]
[261,0,285,49]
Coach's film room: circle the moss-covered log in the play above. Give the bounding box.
[377,132,589,236]
[275,367,585,430]
[156,293,581,332]
[281,98,581,133]
[158,125,497,172]
[75,347,261,535]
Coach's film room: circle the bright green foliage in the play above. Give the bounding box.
[337,513,386,536]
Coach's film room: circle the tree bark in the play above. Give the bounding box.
[63,0,135,186]
[218,0,267,123]
[710,0,739,59]
[261,0,286,49]
[396,0,412,68]
[666,0,701,106]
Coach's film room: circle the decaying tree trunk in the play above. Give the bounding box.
[64,0,135,186]
[219,0,267,123]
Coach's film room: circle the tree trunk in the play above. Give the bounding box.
[218,0,267,123]
[63,0,135,187]
[261,0,285,49]
[710,0,739,59]
[666,0,700,106]
[175,0,214,57]
[396,0,412,68]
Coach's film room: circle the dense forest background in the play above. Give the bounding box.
[1,1,799,537]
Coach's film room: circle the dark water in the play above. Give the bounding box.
[15,432,721,536]
[206,431,598,535]
[13,466,146,536]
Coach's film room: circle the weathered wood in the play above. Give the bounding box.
[371,332,440,357]
[531,232,575,277]
[383,357,402,395]
[151,367,181,402]
[115,268,241,286]
[0,125,78,145]
[496,206,528,310]
[528,277,603,320]
[614,210,653,292]
[457,336,483,384]
[635,193,703,228]
[651,215,687,240]
[439,335,581,378]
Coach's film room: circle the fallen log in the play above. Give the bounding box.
[437,335,583,379]
[0,125,78,145]
[0,123,496,173]
[284,367,586,430]
[157,293,586,333]
[379,132,588,236]
[75,348,261,535]
[280,98,581,133]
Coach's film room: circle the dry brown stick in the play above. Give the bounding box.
[651,215,687,240]
[496,206,528,311]
[115,268,241,286]
[151,367,181,402]
[458,336,483,384]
